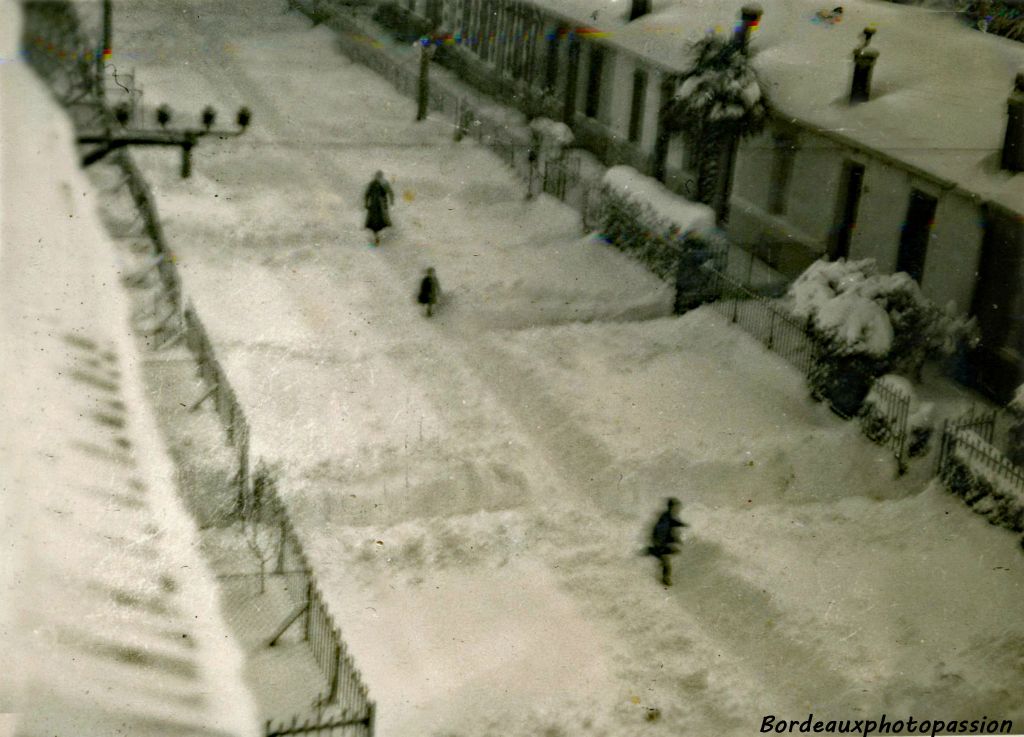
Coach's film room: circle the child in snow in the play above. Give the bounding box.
[417,267,440,317]
[815,6,843,23]
[647,498,688,586]
[364,170,395,246]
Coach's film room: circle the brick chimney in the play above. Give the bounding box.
[850,47,879,104]
[629,0,651,21]
[1001,72,1024,172]
[733,4,763,50]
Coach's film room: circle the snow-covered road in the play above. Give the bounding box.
[105,2,1024,735]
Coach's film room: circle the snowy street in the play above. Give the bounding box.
[100,1,1024,735]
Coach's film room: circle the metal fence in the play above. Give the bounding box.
[706,267,815,376]
[860,378,911,474]
[936,408,1024,537]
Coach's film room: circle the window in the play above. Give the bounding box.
[897,189,937,283]
[768,134,798,216]
[628,69,647,143]
[584,45,605,119]
[544,28,560,91]
[829,161,865,261]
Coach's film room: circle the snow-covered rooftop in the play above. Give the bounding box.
[536,0,1024,213]
[0,3,259,734]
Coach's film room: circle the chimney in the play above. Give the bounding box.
[1001,72,1024,172]
[850,47,879,104]
[629,0,651,21]
[733,4,763,51]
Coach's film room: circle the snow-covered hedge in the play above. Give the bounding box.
[598,165,720,281]
[790,258,977,415]
[944,431,1024,536]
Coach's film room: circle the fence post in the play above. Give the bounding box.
[303,581,313,641]
[367,701,376,735]
[328,643,341,702]
[766,309,776,350]
[275,515,287,574]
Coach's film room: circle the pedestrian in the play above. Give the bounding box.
[647,497,688,586]
[364,170,395,246]
[417,267,440,317]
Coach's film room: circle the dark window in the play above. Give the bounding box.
[768,134,798,215]
[461,0,472,44]
[628,69,647,143]
[829,161,865,261]
[584,45,605,118]
[897,189,937,282]
[544,29,560,91]
[562,34,581,124]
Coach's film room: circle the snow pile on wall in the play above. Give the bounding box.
[529,116,574,149]
[603,165,716,236]
[864,374,935,437]
[0,6,259,733]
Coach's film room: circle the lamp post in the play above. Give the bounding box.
[79,104,253,177]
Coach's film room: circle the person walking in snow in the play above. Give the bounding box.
[364,170,395,246]
[417,267,440,317]
[647,498,688,586]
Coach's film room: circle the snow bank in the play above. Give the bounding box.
[1,9,259,733]
[603,165,716,237]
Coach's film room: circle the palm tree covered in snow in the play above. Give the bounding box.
[663,32,770,219]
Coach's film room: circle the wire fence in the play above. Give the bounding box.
[48,53,380,737]
[860,378,911,474]
[706,267,815,376]
[937,408,1024,539]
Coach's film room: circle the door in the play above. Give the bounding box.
[896,189,937,282]
[829,161,865,261]
[969,205,1024,399]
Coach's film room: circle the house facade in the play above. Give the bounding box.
[393,0,1023,402]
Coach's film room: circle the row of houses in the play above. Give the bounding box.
[388,0,1024,402]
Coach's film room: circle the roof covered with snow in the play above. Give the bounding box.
[536,0,1024,213]
[0,4,259,735]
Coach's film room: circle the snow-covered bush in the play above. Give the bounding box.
[598,166,723,292]
[670,33,770,132]
[663,32,770,206]
[790,258,977,414]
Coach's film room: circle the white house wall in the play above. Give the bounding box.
[922,191,985,313]
[846,160,909,271]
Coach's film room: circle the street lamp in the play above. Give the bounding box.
[79,104,253,178]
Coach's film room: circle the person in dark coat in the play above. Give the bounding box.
[364,170,395,246]
[647,497,688,586]
[417,267,440,317]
